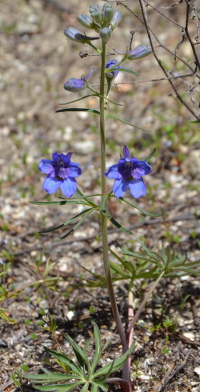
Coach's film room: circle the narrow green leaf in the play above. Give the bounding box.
[30,200,89,206]
[59,94,97,105]
[91,324,101,372]
[44,348,82,376]
[80,383,90,392]
[92,382,108,392]
[115,68,138,76]
[55,108,100,115]
[110,262,130,279]
[94,340,135,377]
[64,334,92,373]
[35,381,82,392]
[109,216,133,235]
[106,114,151,132]
[57,208,94,240]
[24,373,79,382]
[120,197,162,217]
[145,148,156,162]
[39,209,93,234]
[90,383,99,392]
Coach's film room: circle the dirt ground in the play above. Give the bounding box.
[0,0,200,391]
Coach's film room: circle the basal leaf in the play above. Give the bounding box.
[55,108,100,115]
[44,348,82,376]
[106,114,151,132]
[91,324,101,372]
[34,381,82,392]
[24,373,79,383]
[94,340,135,378]
[64,334,92,374]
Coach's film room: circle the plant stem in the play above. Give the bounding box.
[99,42,129,377]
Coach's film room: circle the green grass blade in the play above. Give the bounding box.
[57,208,94,240]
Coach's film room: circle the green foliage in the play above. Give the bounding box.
[24,324,135,392]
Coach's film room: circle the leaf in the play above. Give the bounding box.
[120,197,162,217]
[30,200,89,206]
[145,148,156,162]
[64,334,92,374]
[106,114,151,132]
[44,348,82,376]
[24,373,79,383]
[94,340,135,377]
[59,94,97,105]
[39,209,93,234]
[91,324,101,372]
[115,68,138,76]
[108,216,133,235]
[92,382,108,392]
[55,108,100,115]
[57,208,94,240]
[110,262,130,279]
[34,381,82,392]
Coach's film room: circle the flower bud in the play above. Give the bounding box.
[89,4,102,24]
[77,14,94,29]
[102,3,115,25]
[113,45,152,60]
[105,59,120,80]
[109,10,122,31]
[64,27,99,44]
[99,27,111,43]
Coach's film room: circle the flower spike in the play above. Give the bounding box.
[38,152,82,198]
[105,146,152,198]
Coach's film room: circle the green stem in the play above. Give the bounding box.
[99,42,129,381]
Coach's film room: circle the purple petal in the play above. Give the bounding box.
[128,178,146,198]
[60,178,77,198]
[85,67,95,81]
[136,161,152,175]
[105,164,122,179]
[38,159,54,174]
[69,163,82,177]
[42,176,61,194]
[123,145,131,159]
[113,178,129,198]
[131,167,145,179]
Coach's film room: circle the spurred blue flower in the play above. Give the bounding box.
[64,27,99,44]
[105,146,152,198]
[113,45,152,60]
[38,152,82,198]
[64,67,95,92]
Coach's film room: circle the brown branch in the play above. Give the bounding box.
[138,0,200,120]
[185,0,200,70]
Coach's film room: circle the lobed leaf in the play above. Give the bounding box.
[34,381,82,392]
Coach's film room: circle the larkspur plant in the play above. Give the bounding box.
[23,2,189,392]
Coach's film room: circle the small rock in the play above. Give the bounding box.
[75,140,95,154]
[194,366,200,377]
[184,150,200,180]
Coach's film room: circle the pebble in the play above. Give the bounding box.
[75,140,95,154]
[194,367,200,377]
[184,150,200,180]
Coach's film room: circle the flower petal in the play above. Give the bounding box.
[42,176,61,194]
[60,178,77,198]
[69,163,82,177]
[113,178,129,198]
[38,159,54,174]
[136,161,152,175]
[105,164,122,179]
[123,145,131,159]
[128,178,146,198]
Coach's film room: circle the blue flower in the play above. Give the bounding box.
[105,59,120,80]
[105,145,152,198]
[113,45,152,60]
[38,152,82,198]
[64,27,99,44]
[64,67,95,92]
